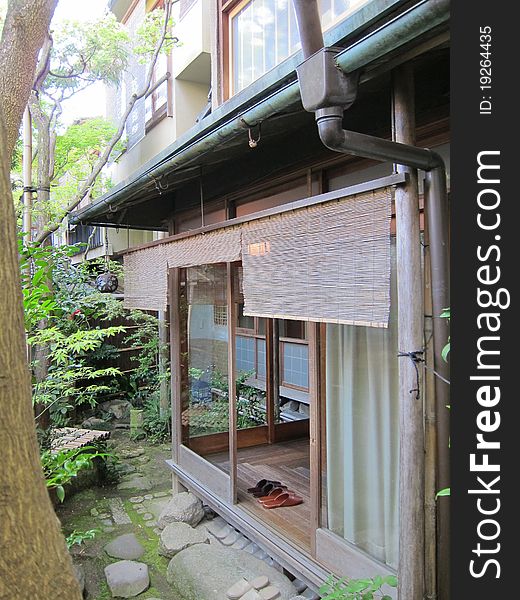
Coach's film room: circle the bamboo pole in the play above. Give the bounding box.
[392,63,425,600]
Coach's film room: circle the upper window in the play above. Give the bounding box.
[227,0,371,95]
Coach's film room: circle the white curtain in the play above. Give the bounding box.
[326,244,399,569]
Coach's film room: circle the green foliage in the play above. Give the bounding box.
[52,118,124,200]
[142,391,171,443]
[66,528,99,549]
[134,7,179,61]
[20,239,127,423]
[319,574,398,600]
[41,446,108,502]
[436,487,451,498]
[46,14,129,95]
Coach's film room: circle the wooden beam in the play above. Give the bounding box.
[392,64,425,599]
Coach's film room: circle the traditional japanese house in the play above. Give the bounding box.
[72,0,451,597]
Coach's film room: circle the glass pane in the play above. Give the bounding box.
[182,264,229,439]
[155,79,168,110]
[282,342,309,388]
[236,335,255,373]
[324,243,399,569]
[256,338,266,378]
[231,0,372,93]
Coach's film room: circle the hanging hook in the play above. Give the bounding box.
[247,123,262,148]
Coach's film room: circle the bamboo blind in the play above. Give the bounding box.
[123,188,392,326]
[123,228,241,310]
[241,188,392,327]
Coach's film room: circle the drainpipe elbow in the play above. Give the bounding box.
[316,107,346,152]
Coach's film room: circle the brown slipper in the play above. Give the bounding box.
[257,487,288,503]
[263,492,303,509]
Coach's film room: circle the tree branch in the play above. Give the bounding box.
[34,1,174,245]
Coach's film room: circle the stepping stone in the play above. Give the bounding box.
[226,577,251,599]
[117,475,153,491]
[159,521,209,558]
[207,518,228,537]
[144,494,153,500]
[241,590,262,600]
[213,524,234,540]
[222,531,240,546]
[251,575,269,590]
[129,496,144,504]
[100,519,112,527]
[143,513,154,521]
[103,526,115,533]
[259,586,280,600]
[292,579,306,593]
[109,498,132,525]
[104,533,144,560]
[231,536,249,550]
[98,513,110,519]
[104,560,149,598]
[120,448,145,459]
[157,492,205,528]
[135,507,146,514]
[244,542,259,554]
[145,520,157,527]
[154,491,169,498]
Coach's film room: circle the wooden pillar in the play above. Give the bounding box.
[392,63,425,600]
[227,263,238,503]
[308,322,321,556]
[266,319,276,444]
[169,267,183,493]
[272,320,280,425]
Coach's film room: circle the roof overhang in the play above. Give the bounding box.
[71,0,450,230]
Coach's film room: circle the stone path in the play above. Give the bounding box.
[58,430,319,599]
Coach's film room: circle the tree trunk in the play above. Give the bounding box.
[0,0,82,597]
[0,0,58,158]
[0,120,82,600]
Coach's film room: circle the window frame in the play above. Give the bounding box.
[145,0,174,131]
[221,0,361,99]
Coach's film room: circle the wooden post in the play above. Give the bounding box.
[392,63,425,600]
[266,319,276,444]
[227,263,238,503]
[272,319,280,426]
[308,322,321,556]
[169,267,183,493]
[158,310,170,417]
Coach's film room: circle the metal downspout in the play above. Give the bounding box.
[292,1,450,598]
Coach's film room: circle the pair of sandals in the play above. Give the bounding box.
[247,479,303,509]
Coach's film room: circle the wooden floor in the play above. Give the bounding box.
[208,438,311,550]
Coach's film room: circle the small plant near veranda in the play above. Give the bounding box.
[319,574,398,600]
